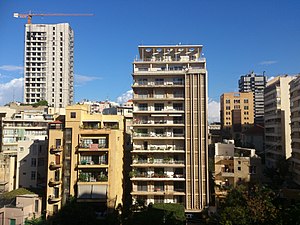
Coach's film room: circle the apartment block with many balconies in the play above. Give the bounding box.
[290,76,300,185]
[46,105,125,216]
[131,45,209,212]
[264,76,296,168]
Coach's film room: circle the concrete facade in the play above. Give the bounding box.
[131,45,209,212]
[24,23,74,108]
[0,104,51,192]
[238,72,267,124]
[214,142,262,199]
[0,194,42,225]
[290,76,300,185]
[220,92,254,140]
[46,105,126,216]
[264,76,295,168]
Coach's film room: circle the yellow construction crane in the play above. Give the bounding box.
[13,12,93,24]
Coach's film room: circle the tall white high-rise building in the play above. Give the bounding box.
[24,23,74,108]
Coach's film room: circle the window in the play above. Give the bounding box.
[225,99,230,104]
[70,112,76,118]
[154,103,164,111]
[31,171,36,180]
[31,158,36,167]
[137,181,148,191]
[38,158,45,167]
[244,99,249,103]
[9,219,16,225]
[237,167,241,171]
[244,106,249,110]
[138,103,148,111]
[35,200,39,212]
[226,106,230,110]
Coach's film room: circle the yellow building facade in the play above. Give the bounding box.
[46,105,125,216]
[220,92,254,139]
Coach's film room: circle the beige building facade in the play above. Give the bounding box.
[214,142,262,199]
[220,92,254,139]
[290,76,300,185]
[131,45,209,212]
[46,105,125,216]
[264,76,295,168]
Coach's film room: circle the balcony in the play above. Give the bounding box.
[130,172,185,181]
[49,162,62,170]
[132,145,184,153]
[134,107,184,113]
[50,145,63,154]
[133,119,184,127]
[77,183,107,201]
[78,157,108,169]
[48,195,61,203]
[132,158,185,167]
[132,81,184,87]
[78,143,108,151]
[133,132,184,139]
[78,172,108,183]
[48,178,62,187]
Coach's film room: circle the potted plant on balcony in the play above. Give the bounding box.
[79,173,88,182]
[148,157,154,164]
[129,170,137,178]
[97,174,108,182]
[81,159,87,165]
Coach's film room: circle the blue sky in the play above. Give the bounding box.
[0,0,300,121]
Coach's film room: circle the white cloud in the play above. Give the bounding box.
[267,76,275,82]
[259,60,278,66]
[0,65,23,72]
[0,78,23,105]
[116,90,133,104]
[74,74,102,85]
[208,99,220,123]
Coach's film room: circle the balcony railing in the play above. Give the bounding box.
[78,173,108,182]
[133,159,184,165]
[131,172,185,179]
[79,143,108,149]
[133,146,184,151]
[133,133,184,138]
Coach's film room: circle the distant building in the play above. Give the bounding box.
[208,123,221,146]
[0,188,42,225]
[264,75,295,168]
[290,76,300,185]
[241,124,264,154]
[0,103,53,192]
[46,105,128,216]
[214,142,262,200]
[220,92,254,140]
[239,72,267,124]
[24,23,74,108]
[78,100,118,114]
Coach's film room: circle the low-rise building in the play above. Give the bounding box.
[0,188,42,225]
[214,142,262,200]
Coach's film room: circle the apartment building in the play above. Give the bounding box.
[290,76,300,185]
[264,76,295,168]
[220,92,254,140]
[0,104,52,192]
[131,45,209,212]
[24,23,74,108]
[239,72,267,124]
[214,142,262,200]
[46,105,126,216]
[0,189,42,225]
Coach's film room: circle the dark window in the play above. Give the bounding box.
[70,112,76,118]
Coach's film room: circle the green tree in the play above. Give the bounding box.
[218,185,280,225]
